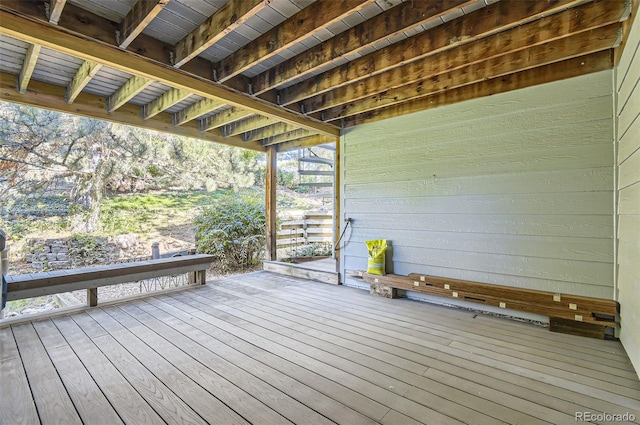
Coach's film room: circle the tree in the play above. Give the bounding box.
[0,101,260,233]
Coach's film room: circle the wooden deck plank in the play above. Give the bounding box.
[209,274,640,420]
[31,320,124,425]
[273,283,640,390]
[176,289,554,425]
[51,315,167,425]
[202,282,629,420]
[4,271,640,425]
[114,301,326,425]
[11,323,83,425]
[0,327,40,425]
[125,298,390,424]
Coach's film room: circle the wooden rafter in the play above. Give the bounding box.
[173,98,226,126]
[242,123,300,143]
[250,0,475,95]
[223,115,274,138]
[342,51,614,128]
[47,0,66,24]
[107,76,153,112]
[278,0,587,107]
[322,24,621,121]
[119,0,170,49]
[143,88,191,120]
[215,0,377,83]
[301,0,628,116]
[66,60,101,104]
[200,107,254,132]
[276,135,334,152]
[172,0,267,68]
[0,9,340,137]
[262,129,312,147]
[0,71,263,151]
[17,43,40,94]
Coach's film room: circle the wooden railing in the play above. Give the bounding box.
[3,254,215,308]
[277,211,333,248]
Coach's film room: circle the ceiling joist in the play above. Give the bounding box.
[46,0,66,25]
[200,107,254,132]
[17,43,41,94]
[119,0,170,49]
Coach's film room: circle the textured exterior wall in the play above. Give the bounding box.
[616,15,640,378]
[340,71,615,307]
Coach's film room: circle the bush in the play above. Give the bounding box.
[194,191,266,273]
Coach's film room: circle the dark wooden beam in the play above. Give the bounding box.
[342,50,614,128]
[172,0,267,68]
[323,23,622,121]
[250,0,474,95]
[299,0,627,116]
[0,71,264,151]
[119,0,170,48]
[278,0,587,106]
[215,0,377,83]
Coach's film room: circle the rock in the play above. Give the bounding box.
[31,262,45,270]
[46,253,57,261]
[56,253,68,261]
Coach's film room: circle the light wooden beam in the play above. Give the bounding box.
[200,107,253,131]
[215,0,377,83]
[17,43,41,94]
[265,145,277,261]
[66,60,102,103]
[223,115,275,138]
[241,123,299,143]
[278,0,587,106]
[250,0,474,95]
[342,51,614,128]
[275,135,333,152]
[321,23,623,121]
[301,0,627,116]
[47,0,66,24]
[173,98,226,126]
[143,88,190,120]
[119,0,169,48]
[172,0,267,68]
[107,75,153,112]
[0,71,264,151]
[333,135,340,272]
[0,10,340,137]
[262,129,312,147]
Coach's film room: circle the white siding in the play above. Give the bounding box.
[616,14,640,378]
[340,71,615,306]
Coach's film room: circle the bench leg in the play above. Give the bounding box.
[189,269,207,285]
[87,288,98,307]
[370,282,398,298]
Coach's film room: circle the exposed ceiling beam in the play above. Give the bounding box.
[301,0,626,116]
[241,123,300,143]
[262,129,312,146]
[0,71,264,151]
[342,51,614,128]
[46,0,66,24]
[215,0,377,83]
[143,88,191,120]
[66,60,102,103]
[107,76,153,112]
[200,107,253,131]
[276,135,333,152]
[119,0,170,48]
[17,43,41,94]
[250,0,475,95]
[172,0,267,68]
[322,24,622,122]
[0,9,340,137]
[174,98,226,126]
[278,0,587,107]
[223,115,275,138]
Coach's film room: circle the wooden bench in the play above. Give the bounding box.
[4,254,215,307]
[353,271,619,339]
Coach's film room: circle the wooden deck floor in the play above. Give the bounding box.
[2,271,639,425]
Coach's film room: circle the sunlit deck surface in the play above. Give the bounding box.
[2,271,639,425]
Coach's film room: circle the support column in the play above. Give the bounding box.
[265,145,277,261]
[333,136,341,273]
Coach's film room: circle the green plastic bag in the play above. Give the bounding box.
[366,239,387,275]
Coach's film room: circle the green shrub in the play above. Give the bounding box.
[194,191,266,273]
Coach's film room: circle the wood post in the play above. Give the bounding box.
[87,288,97,307]
[333,136,341,273]
[265,145,277,261]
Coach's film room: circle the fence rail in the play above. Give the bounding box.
[277,212,333,248]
